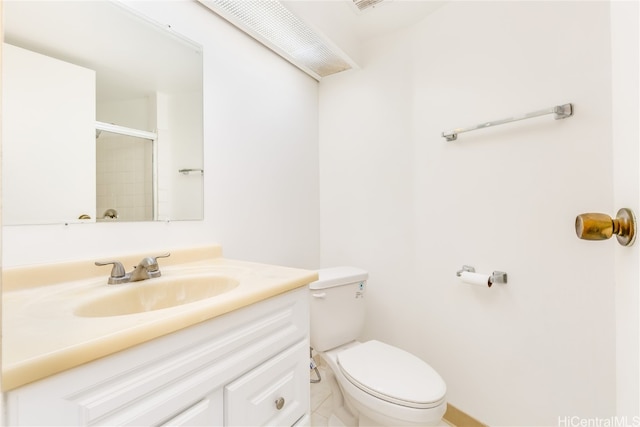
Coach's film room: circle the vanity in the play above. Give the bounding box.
[3,245,317,426]
[2,2,316,424]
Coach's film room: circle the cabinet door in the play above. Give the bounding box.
[225,340,309,426]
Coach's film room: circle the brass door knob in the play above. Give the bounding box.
[575,208,636,246]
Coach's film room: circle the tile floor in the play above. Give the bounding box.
[310,366,333,426]
[310,366,451,427]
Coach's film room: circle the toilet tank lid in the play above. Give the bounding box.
[309,266,368,290]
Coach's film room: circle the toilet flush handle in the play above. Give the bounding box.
[312,292,326,299]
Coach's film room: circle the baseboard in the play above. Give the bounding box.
[444,403,487,427]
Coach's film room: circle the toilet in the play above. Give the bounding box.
[309,267,447,427]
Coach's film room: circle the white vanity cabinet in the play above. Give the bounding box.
[5,288,310,426]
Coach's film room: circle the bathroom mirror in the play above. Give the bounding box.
[2,0,204,225]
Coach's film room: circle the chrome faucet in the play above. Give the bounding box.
[95,253,170,284]
[130,256,164,281]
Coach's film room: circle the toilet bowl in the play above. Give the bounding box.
[321,340,446,426]
[309,267,447,427]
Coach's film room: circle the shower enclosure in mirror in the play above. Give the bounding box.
[96,128,155,222]
[2,0,204,225]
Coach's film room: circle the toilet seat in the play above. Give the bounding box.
[338,340,446,409]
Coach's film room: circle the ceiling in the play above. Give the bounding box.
[5,0,446,89]
[280,0,446,71]
[283,0,446,41]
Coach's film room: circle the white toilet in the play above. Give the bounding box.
[309,267,447,427]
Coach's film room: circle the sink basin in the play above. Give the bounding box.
[74,275,239,317]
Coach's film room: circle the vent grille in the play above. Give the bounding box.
[352,0,385,12]
[199,0,353,79]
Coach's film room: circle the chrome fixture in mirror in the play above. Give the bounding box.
[2,0,204,225]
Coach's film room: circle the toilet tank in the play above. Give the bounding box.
[309,267,368,352]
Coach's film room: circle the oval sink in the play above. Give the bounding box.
[75,275,239,317]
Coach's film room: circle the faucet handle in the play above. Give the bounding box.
[144,253,171,277]
[148,253,170,269]
[95,260,128,284]
[154,253,171,261]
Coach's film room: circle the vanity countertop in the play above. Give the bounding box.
[2,245,318,391]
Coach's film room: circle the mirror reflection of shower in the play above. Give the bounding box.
[95,127,155,222]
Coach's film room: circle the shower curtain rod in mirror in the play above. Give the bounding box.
[95,121,157,140]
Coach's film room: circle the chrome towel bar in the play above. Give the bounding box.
[178,168,204,175]
[442,103,573,141]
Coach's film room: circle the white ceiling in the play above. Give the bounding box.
[4,0,445,92]
[284,0,446,41]
[281,0,446,70]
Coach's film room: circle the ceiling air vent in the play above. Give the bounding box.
[350,0,386,13]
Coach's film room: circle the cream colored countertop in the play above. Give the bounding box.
[2,245,318,391]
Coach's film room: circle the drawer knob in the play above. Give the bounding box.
[275,397,285,410]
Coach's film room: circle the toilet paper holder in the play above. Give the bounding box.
[456,265,508,285]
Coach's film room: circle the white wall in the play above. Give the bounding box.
[168,91,204,221]
[3,44,96,225]
[2,0,320,269]
[319,1,621,425]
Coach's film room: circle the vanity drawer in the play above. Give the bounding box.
[225,339,309,426]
